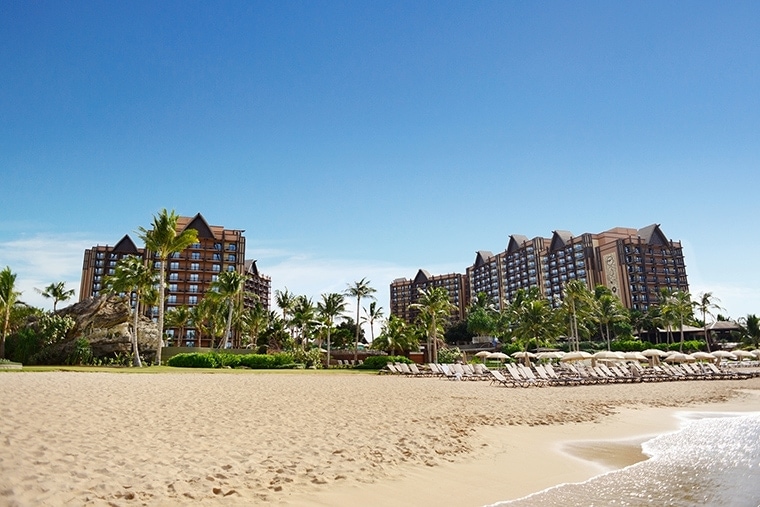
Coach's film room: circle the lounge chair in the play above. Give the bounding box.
[517,364,549,386]
[504,363,533,387]
[544,363,583,385]
[489,369,523,388]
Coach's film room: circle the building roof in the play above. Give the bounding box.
[111,234,141,254]
[473,251,494,267]
[549,230,573,251]
[414,269,432,284]
[637,224,669,245]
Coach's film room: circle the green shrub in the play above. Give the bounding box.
[437,347,462,364]
[167,353,220,368]
[358,355,410,369]
[167,352,296,369]
[67,338,93,365]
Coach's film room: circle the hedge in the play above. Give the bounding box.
[167,352,295,369]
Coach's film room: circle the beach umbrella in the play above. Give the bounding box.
[512,351,537,366]
[623,352,648,362]
[733,350,755,360]
[486,352,508,360]
[475,351,492,358]
[641,348,668,366]
[593,351,625,361]
[751,350,760,359]
[690,351,716,362]
[560,351,593,362]
[664,352,693,363]
[712,350,737,364]
[537,351,564,361]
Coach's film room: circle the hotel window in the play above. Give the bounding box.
[214,243,222,250]
[154,261,161,269]
[96,252,105,259]
[189,273,199,282]
[108,261,117,267]
[170,252,180,259]
[212,264,221,272]
[190,242,201,249]
[170,262,179,270]
[168,284,177,292]
[213,253,221,260]
[189,285,198,293]
[94,275,101,282]
[227,243,236,251]
[211,275,218,282]
[108,269,115,275]
[95,268,103,275]
[227,265,235,272]
[228,254,236,262]
[169,273,178,281]
[190,263,200,271]
[96,260,104,267]
[191,252,201,260]
[188,296,198,305]
[167,295,177,304]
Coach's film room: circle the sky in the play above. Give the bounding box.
[2,1,759,326]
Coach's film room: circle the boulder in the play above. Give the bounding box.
[51,295,160,362]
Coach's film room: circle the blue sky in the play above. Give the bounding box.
[2,1,759,323]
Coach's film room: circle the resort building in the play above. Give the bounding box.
[79,213,272,347]
[390,269,469,324]
[390,223,688,322]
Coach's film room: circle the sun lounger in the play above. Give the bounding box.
[504,363,534,387]
[438,363,462,381]
[544,363,583,385]
[516,364,549,386]
[489,369,523,388]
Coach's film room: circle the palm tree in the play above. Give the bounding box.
[595,294,627,350]
[658,288,677,345]
[362,301,384,343]
[511,297,557,363]
[695,292,723,352]
[137,209,198,364]
[274,288,297,339]
[103,255,156,366]
[741,314,760,348]
[164,305,193,347]
[317,292,347,367]
[0,266,22,359]
[345,278,376,363]
[209,270,246,350]
[240,301,269,350]
[562,280,593,352]
[410,286,454,363]
[667,291,695,352]
[372,315,418,356]
[290,295,317,349]
[36,281,75,312]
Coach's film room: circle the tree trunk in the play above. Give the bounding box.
[353,299,360,363]
[221,302,234,350]
[132,291,143,367]
[156,260,166,365]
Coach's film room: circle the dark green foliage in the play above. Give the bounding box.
[444,320,474,345]
[167,352,295,369]
[67,338,93,365]
[500,343,523,356]
[357,355,411,369]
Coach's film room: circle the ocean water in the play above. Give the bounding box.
[490,412,760,507]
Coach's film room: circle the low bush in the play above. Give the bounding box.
[357,355,410,369]
[167,352,296,369]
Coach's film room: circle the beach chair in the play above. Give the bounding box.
[489,369,522,388]
[395,362,415,376]
[702,362,741,380]
[438,363,461,381]
[408,363,431,377]
[532,364,566,386]
[559,363,597,384]
[517,364,549,386]
[544,363,583,386]
[427,363,445,377]
[504,363,533,387]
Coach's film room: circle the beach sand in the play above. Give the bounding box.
[1,371,759,506]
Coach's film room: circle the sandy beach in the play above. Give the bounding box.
[1,371,759,507]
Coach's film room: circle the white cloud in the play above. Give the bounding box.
[0,233,98,310]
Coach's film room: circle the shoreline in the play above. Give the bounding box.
[1,372,759,506]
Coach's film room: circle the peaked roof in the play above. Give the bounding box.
[182,213,215,239]
[637,224,669,246]
[414,269,432,284]
[474,251,494,267]
[507,235,529,253]
[244,259,260,276]
[549,230,573,251]
[111,234,141,254]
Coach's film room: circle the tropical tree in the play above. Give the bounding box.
[509,294,558,363]
[410,286,454,363]
[372,315,418,355]
[741,314,760,348]
[345,278,376,363]
[209,270,246,349]
[362,301,384,343]
[164,305,193,347]
[274,288,297,339]
[694,292,723,352]
[103,255,156,366]
[658,288,677,345]
[666,291,695,352]
[561,280,593,352]
[595,293,627,350]
[317,292,347,367]
[290,295,317,349]
[36,281,75,312]
[191,296,227,348]
[239,301,269,350]
[137,209,198,364]
[0,266,23,359]
[467,292,498,338]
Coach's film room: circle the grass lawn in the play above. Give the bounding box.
[10,365,375,374]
